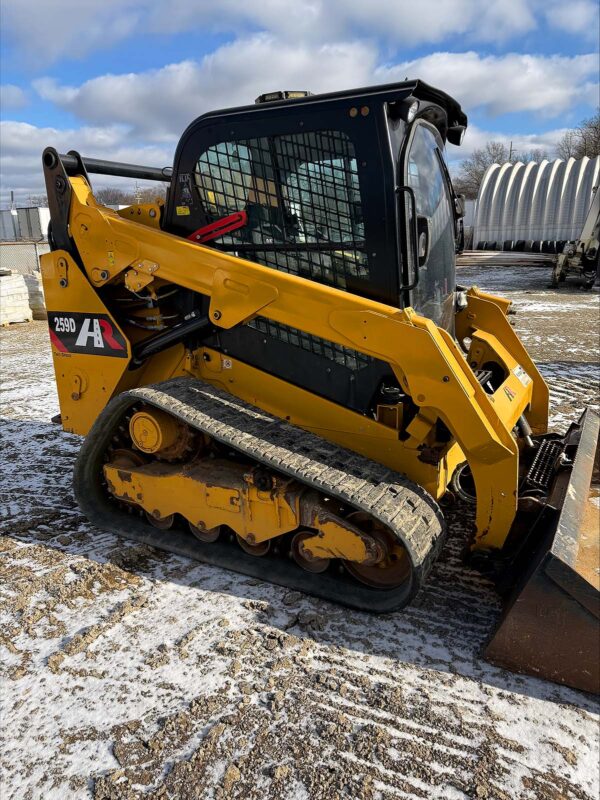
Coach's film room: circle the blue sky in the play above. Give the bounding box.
[1,0,598,205]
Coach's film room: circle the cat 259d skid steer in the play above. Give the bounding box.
[40,81,599,693]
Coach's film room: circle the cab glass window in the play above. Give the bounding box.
[404,123,455,329]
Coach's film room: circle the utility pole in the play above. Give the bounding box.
[9,190,20,239]
[508,141,514,161]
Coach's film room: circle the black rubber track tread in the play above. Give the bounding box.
[74,377,446,611]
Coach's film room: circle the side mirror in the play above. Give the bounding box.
[416,215,430,266]
[454,194,466,219]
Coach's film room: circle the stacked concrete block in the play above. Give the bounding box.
[23,273,47,319]
[0,271,34,325]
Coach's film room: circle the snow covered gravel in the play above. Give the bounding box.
[1,267,599,799]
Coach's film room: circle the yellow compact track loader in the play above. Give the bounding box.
[39,81,599,693]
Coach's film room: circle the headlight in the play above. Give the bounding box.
[255,90,312,104]
[406,100,420,123]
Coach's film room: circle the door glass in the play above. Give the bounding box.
[405,123,455,329]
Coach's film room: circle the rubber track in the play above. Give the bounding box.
[74,377,446,611]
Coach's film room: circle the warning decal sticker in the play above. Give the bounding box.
[512,365,532,387]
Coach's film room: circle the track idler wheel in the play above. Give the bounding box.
[291,530,330,573]
[236,534,271,557]
[342,512,411,589]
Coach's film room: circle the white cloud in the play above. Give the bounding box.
[1,0,140,66]
[378,51,599,117]
[0,84,29,110]
[32,44,599,145]
[1,0,593,66]
[33,36,378,140]
[0,107,573,207]
[3,33,598,204]
[470,0,536,40]
[544,0,599,37]
[446,123,570,166]
[188,0,538,45]
[0,120,172,205]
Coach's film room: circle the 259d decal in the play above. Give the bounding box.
[48,312,128,358]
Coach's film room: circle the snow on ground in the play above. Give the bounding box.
[1,266,599,800]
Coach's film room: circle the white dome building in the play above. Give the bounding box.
[473,155,599,252]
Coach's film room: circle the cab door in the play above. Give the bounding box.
[401,121,456,330]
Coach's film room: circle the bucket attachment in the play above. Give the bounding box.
[486,409,600,694]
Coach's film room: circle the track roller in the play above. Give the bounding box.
[291,530,331,573]
[343,512,411,589]
[236,534,271,557]
[146,511,175,529]
[189,522,221,543]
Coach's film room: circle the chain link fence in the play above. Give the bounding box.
[0,241,51,275]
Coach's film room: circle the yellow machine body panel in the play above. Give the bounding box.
[196,345,466,500]
[41,177,548,551]
[40,250,132,433]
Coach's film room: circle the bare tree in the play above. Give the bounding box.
[452,142,551,199]
[21,182,166,211]
[135,186,167,203]
[556,110,600,160]
[94,186,136,205]
[555,130,579,159]
[452,141,512,199]
[27,194,48,206]
[94,185,167,206]
[518,148,549,163]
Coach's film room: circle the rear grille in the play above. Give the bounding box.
[526,440,562,491]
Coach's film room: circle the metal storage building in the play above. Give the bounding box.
[473,155,599,252]
[0,206,50,241]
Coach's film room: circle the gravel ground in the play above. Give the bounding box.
[1,265,599,800]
